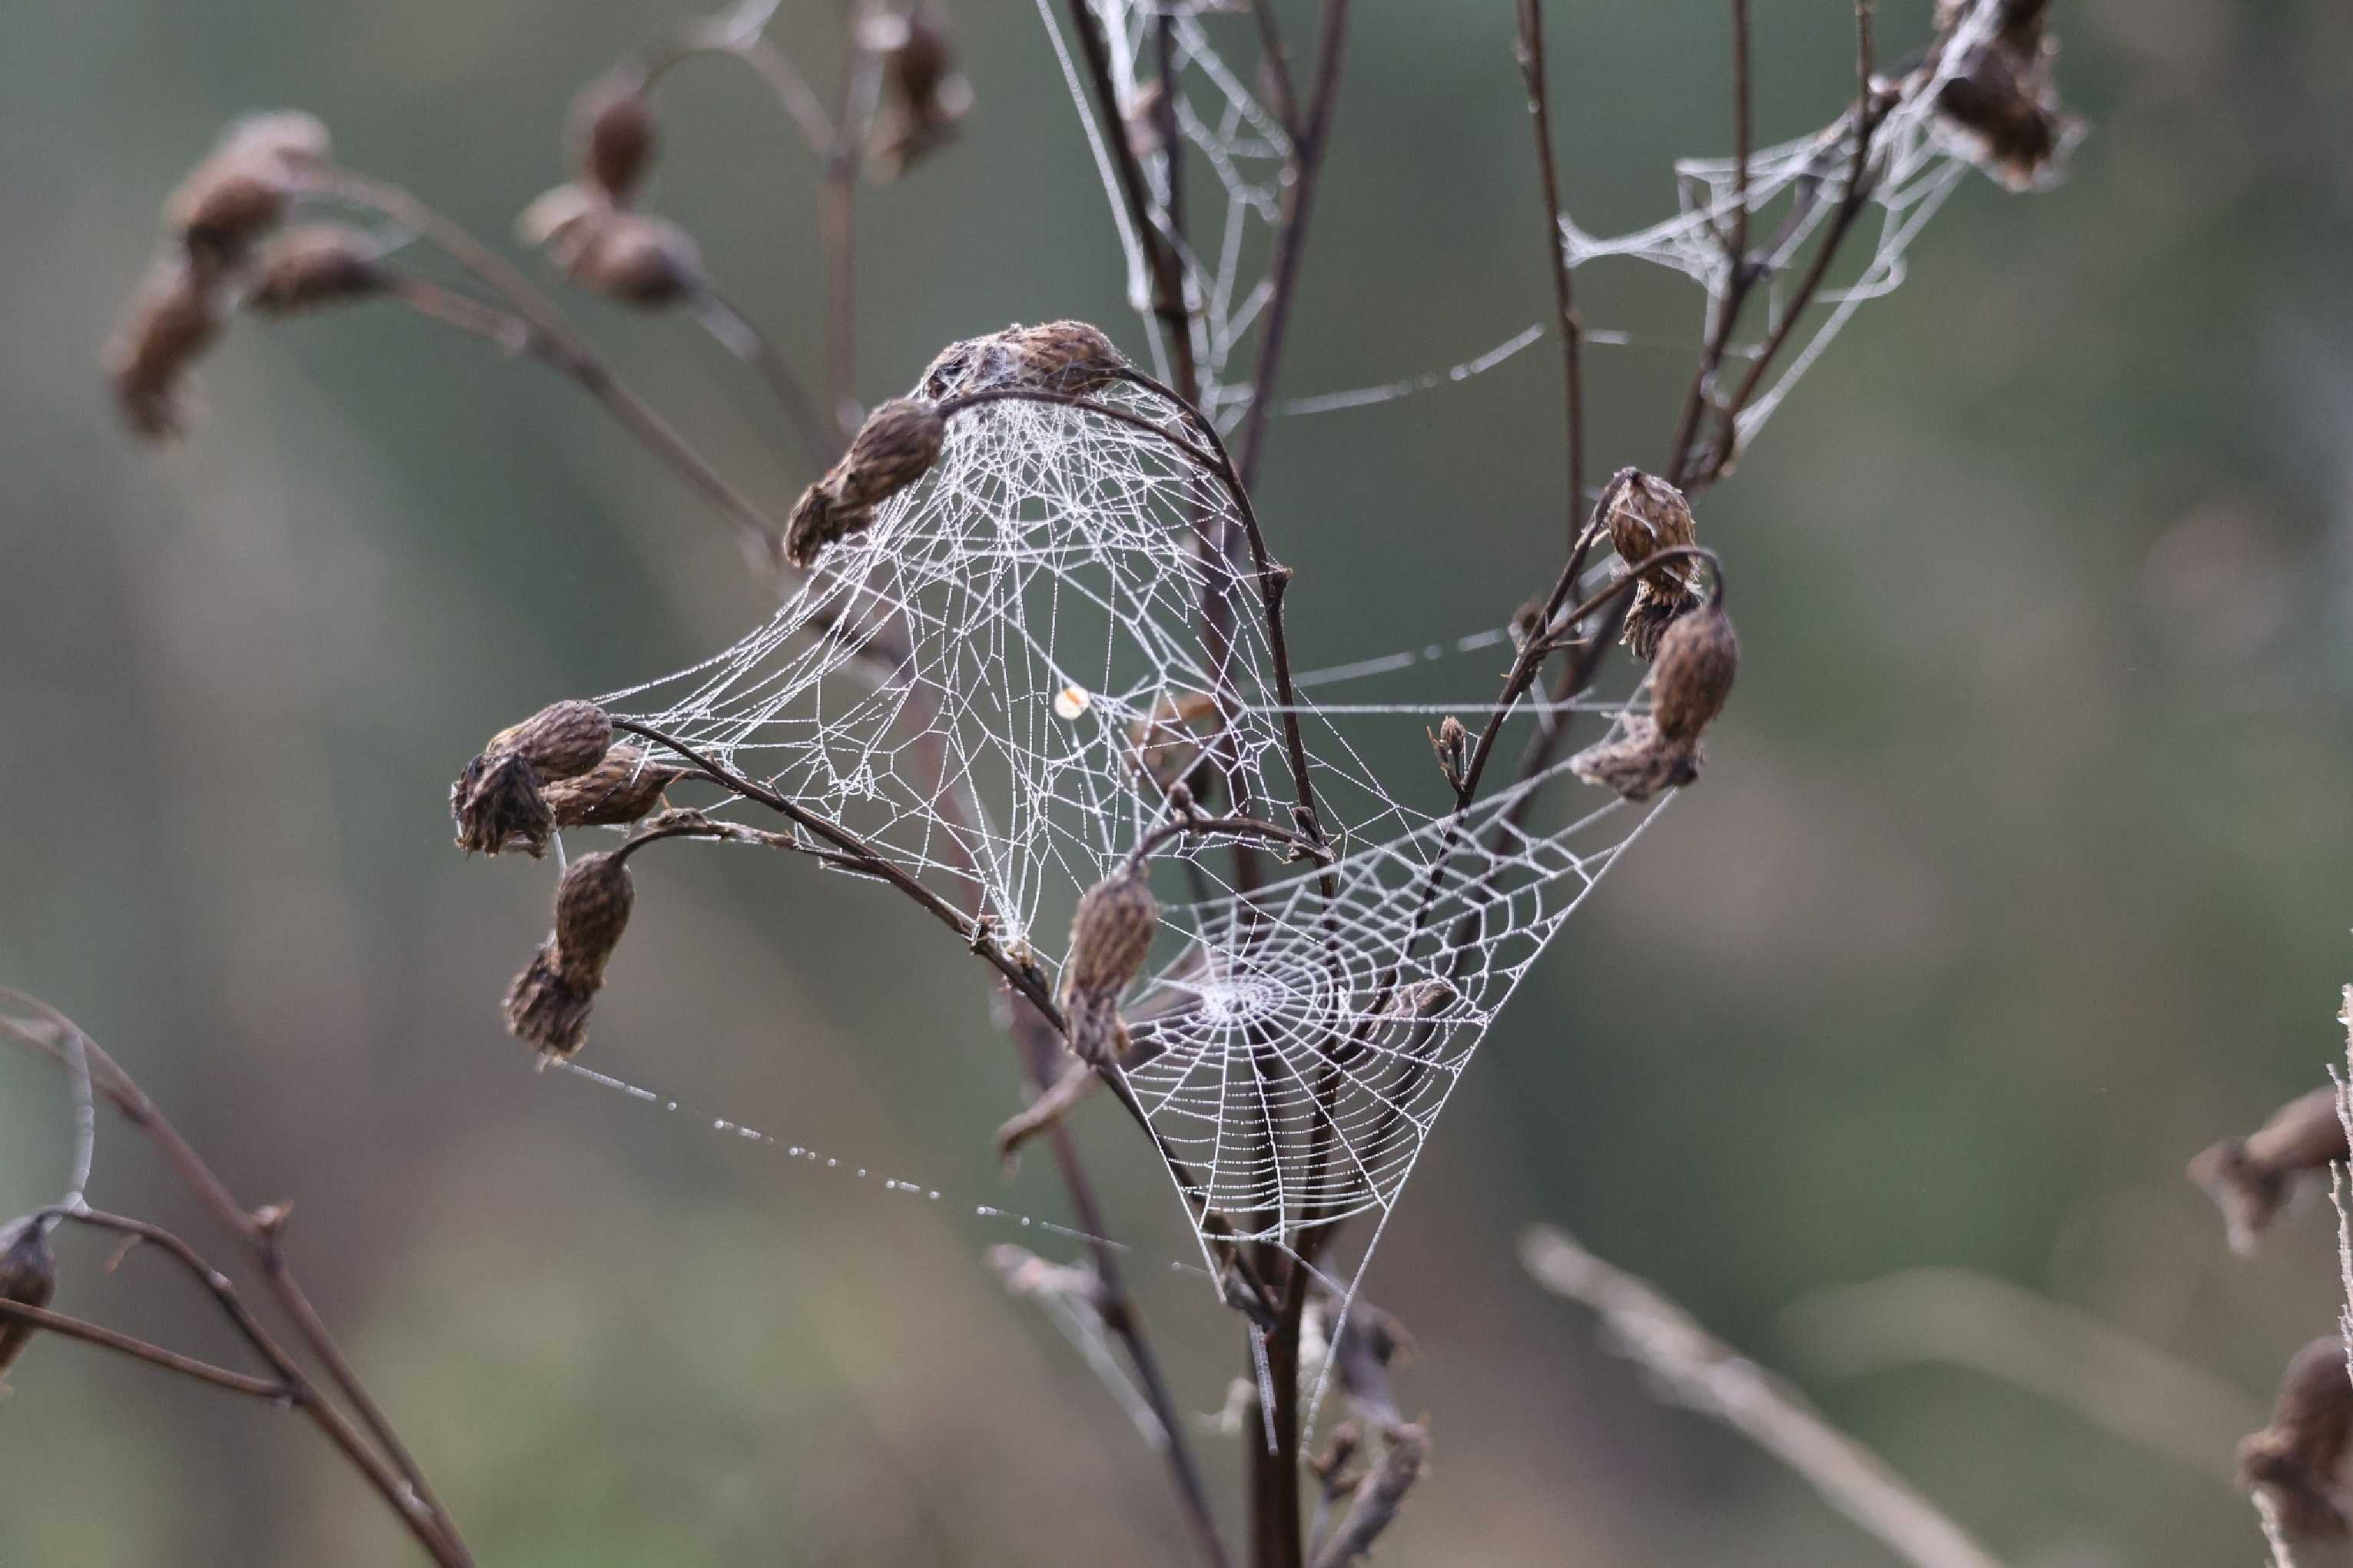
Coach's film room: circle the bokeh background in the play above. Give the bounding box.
[4,1,2349,1563]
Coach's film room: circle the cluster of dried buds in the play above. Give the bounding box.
[106,113,390,438]
[1568,469,1738,803]
[1059,866,1159,1066]
[450,699,682,857]
[1930,0,2079,191]
[518,73,708,310]
[503,850,638,1060]
[862,6,974,180]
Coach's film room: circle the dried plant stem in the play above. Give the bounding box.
[1662,0,1754,483]
[1233,0,1351,492]
[1513,0,1588,537]
[641,21,836,158]
[1523,1225,2002,1568]
[0,1298,289,1398]
[0,997,472,1566]
[1307,1424,1426,1568]
[692,290,838,469]
[823,29,884,437]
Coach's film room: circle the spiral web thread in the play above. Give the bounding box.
[1059,0,2039,450]
[606,377,1668,1311]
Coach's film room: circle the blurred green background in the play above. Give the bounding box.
[4,1,2349,1563]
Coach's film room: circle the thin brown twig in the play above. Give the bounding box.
[1513,0,1587,540]
[1663,0,1755,487]
[822,18,885,438]
[0,1298,290,1400]
[1233,0,1352,492]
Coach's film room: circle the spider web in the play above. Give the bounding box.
[605,374,1668,1318]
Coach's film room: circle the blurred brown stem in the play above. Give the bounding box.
[1514,0,1588,539]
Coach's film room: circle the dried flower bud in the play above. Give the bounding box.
[503,942,593,1059]
[451,751,554,857]
[1428,715,1468,791]
[1932,2,2076,191]
[1060,868,1157,1065]
[786,398,946,568]
[245,224,386,315]
[921,321,1124,401]
[166,111,330,264]
[572,75,655,204]
[490,700,616,781]
[0,1218,58,1381]
[1600,468,1701,661]
[104,259,227,440]
[1569,718,1701,803]
[552,850,635,983]
[543,745,686,829]
[2239,1336,2353,1540]
[1649,605,1738,744]
[566,211,703,308]
[2189,1087,2348,1255]
[864,8,974,179]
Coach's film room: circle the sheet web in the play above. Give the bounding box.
[602,373,1668,1296]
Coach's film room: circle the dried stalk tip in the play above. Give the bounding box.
[105,259,227,440]
[245,224,386,315]
[451,751,554,857]
[864,8,974,180]
[0,1219,58,1380]
[166,111,330,264]
[2188,1086,2348,1255]
[2239,1336,2353,1540]
[572,75,656,204]
[1060,867,1158,1066]
[920,320,1127,401]
[543,745,686,828]
[502,942,594,1059]
[1932,0,2079,191]
[785,398,947,568]
[1602,467,1701,661]
[1428,715,1468,791]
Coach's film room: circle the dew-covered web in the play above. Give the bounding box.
[603,373,1670,1324]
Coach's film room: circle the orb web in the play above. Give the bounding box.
[602,373,1669,1304]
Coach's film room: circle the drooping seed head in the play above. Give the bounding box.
[245,224,386,315]
[1603,468,1701,660]
[1931,1,2077,191]
[1060,867,1158,1065]
[104,258,227,440]
[571,75,656,204]
[565,211,703,308]
[543,745,686,829]
[552,850,635,984]
[2188,1086,2348,1255]
[0,1218,59,1380]
[1004,320,1124,396]
[836,398,946,511]
[2239,1336,2353,1540]
[165,111,330,264]
[1568,718,1701,804]
[1649,605,1738,744]
[864,8,974,178]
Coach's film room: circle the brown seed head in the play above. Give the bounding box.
[0,1218,58,1379]
[572,75,656,204]
[543,745,685,829]
[246,224,386,315]
[1933,2,2076,191]
[552,850,635,983]
[490,699,615,781]
[566,211,703,308]
[921,321,1123,400]
[2189,1087,2348,1255]
[451,751,555,857]
[1429,715,1468,791]
[1569,718,1701,804]
[838,398,947,510]
[1060,867,1158,1065]
[864,8,974,178]
[2239,1336,2353,1539]
[1649,605,1738,744]
[166,112,329,264]
[502,942,595,1059]
[105,259,227,441]
[1602,468,1701,660]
